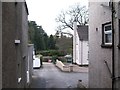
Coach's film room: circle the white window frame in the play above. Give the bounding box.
[104,24,112,45]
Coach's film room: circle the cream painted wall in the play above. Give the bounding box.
[89,1,112,88]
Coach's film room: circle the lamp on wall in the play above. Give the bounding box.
[15,40,20,44]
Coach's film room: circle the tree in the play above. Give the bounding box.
[55,35,73,54]
[28,21,36,43]
[28,21,57,51]
[43,33,49,49]
[28,21,49,51]
[48,35,56,50]
[55,4,88,31]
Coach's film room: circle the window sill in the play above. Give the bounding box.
[101,44,112,48]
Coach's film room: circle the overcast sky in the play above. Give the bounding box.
[26,0,88,35]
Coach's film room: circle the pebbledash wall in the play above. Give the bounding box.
[89,1,120,88]
[1,1,29,88]
[89,1,112,88]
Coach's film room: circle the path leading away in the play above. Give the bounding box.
[30,62,88,88]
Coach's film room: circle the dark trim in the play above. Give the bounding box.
[101,44,112,48]
[78,64,89,67]
[102,22,111,26]
[118,19,120,49]
[72,62,77,65]
[101,22,112,48]
[15,2,17,6]
[24,2,29,15]
[117,44,120,48]
[72,63,89,67]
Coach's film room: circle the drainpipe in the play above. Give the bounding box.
[111,1,120,89]
[111,1,115,90]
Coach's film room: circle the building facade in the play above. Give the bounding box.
[0,1,29,88]
[89,0,120,88]
[73,21,89,65]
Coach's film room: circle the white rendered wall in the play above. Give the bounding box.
[73,21,77,63]
[75,30,80,64]
[82,41,89,65]
[77,41,89,65]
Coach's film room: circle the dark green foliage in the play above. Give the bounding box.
[43,33,49,50]
[40,56,43,65]
[52,56,67,64]
[52,55,58,64]
[48,35,56,50]
[55,35,73,55]
[28,21,57,51]
[37,50,67,56]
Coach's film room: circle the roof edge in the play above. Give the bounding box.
[24,1,29,15]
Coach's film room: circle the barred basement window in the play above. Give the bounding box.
[101,22,112,48]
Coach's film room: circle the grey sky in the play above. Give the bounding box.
[26,0,88,35]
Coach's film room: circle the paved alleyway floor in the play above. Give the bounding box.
[30,62,88,88]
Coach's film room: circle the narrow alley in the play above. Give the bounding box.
[30,62,88,88]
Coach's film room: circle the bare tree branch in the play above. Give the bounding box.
[55,4,88,33]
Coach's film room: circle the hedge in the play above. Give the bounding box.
[37,50,67,56]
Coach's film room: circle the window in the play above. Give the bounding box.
[104,24,112,44]
[101,22,112,48]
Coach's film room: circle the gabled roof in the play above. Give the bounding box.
[77,25,88,41]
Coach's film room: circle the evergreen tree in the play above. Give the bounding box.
[48,35,56,50]
[28,21,57,51]
[28,21,48,51]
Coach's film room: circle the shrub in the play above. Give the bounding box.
[38,50,67,56]
[40,55,43,65]
[52,55,58,64]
